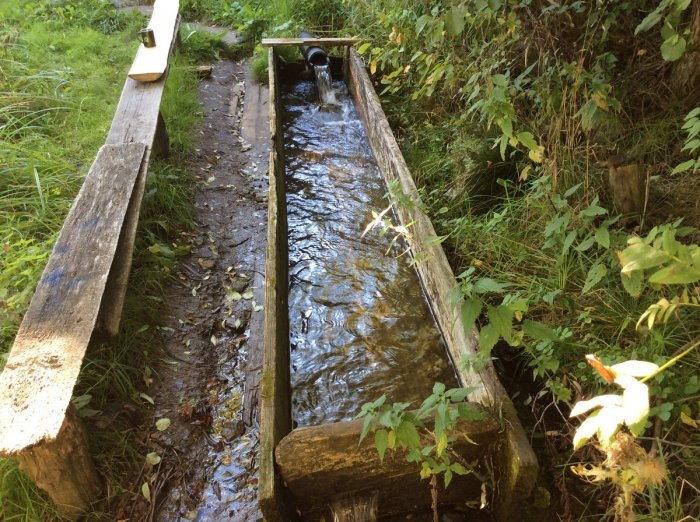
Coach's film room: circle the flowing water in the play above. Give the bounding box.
[283,80,458,427]
[328,492,379,522]
[313,64,338,105]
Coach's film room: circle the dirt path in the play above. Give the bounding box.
[120,57,271,521]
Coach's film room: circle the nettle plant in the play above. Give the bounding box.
[569,220,700,519]
[355,382,489,512]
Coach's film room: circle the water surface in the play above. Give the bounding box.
[283,80,457,427]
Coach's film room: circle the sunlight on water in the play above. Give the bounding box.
[283,81,458,427]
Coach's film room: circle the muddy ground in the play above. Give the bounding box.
[115,55,271,521]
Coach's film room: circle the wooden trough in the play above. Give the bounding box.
[259,41,538,520]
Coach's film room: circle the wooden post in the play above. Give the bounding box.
[608,162,647,218]
[16,406,102,520]
[152,111,170,158]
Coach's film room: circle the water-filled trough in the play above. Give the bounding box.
[259,41,538,521]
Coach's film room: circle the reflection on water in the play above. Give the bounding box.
[283,81,457,427]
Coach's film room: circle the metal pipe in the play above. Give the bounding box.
[299,31,329,67]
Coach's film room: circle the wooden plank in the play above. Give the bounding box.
[258,48,295,522]
[99,18,179,334]
[275,411,499,519]
[261,37,360,48]
[0,143,147,456]
[128,0,180,82]
[345,47,538,519]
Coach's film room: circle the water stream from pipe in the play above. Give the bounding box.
[313,64,338,106]
[283,79,458,427]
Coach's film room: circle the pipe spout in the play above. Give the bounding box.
[299,31,329,67]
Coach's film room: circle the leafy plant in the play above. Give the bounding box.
[356,383,488,518]
[673,107,700,174]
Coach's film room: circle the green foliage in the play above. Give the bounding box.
[634,0,693,61]
[356,383,487,489]
[673,107,700,174]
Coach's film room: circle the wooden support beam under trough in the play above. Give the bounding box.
[275,411,500,519]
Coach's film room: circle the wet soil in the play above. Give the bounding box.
[116,58,270,521]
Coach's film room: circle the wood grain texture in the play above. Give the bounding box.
[0,143,147,455]
[17,405,101,519]
[128,0,180,82]
[276,411,499,519]
[345,47,538,518]
[99,17,179,334]
[261,37,360,48]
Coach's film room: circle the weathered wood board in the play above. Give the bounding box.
[128,0,180,82]
[100,18,179,335]
[345,46,538,519]
[261,37,360,48]
[0,143,147,456]
[276,411,499,519]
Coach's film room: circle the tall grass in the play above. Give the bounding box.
[0,1,201,518]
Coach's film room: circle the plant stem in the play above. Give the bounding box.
[640,336,700,383]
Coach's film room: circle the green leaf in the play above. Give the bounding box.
[436,431,448,457]
[522,320,558,341]
[432,382,446,395]
[155,418,171,431]
[595,226,610,248]
[479,323,500,353]
[460,298,482,332]
[141,482,151,502]
[357,42,371,54]
[375,429,389,462]
[635,9,663,34]
[648,263,700,284]
[488,304,513,343]
[395,420,421,450]
[145,452,161,467]
[620,269,644,297]
[472,278,510,294]
[582,262,607,294]
[618,243,671,273]
[359,415,373,444]
[661,34,686,61]
[444,468,454,488]
[516,131,538,150]
[444,5,467,37]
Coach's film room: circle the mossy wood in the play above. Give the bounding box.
[276,411,499,519]
[259,47,296,521]
[260,45,538,521]
[345,46,538,519]
[128,0,180,82]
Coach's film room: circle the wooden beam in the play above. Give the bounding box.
[275,411,499,519]
[128,0,180,82]
[345,47,538,520]
[99,16,180,335]
[258,47,296,522]
[261,37,360,48]
[0,143,147,515]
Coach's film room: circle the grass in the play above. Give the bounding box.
[0,1,203,518]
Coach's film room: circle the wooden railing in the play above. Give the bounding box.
[0,2,180,518]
